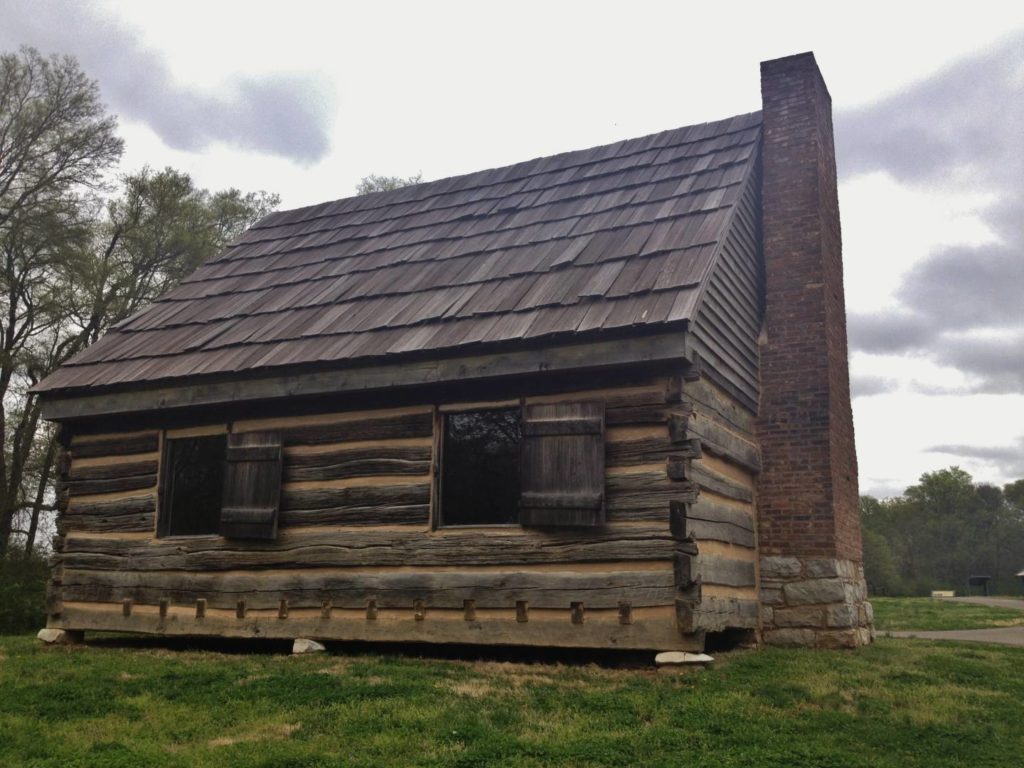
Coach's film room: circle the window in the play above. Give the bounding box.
[439,402,606,528]
[440,409,521,526]
[158,430,284,539]
[158,435,226,537]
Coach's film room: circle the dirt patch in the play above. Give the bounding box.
[208,722,299,747]
[446,679,498,698]
[316,661,351,677]
[234,673,271,687]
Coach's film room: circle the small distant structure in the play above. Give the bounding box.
[930,590,955,599]
[967,575,993,597]
[1016,570,1024,593]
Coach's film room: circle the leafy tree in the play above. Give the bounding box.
[0,47,122,553]
[0,47,280,555]
[356,173,423,195]
[861,467,1024,595]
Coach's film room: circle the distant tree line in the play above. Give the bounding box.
[862,467,1024,596]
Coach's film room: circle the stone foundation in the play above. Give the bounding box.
[760,556,873,648]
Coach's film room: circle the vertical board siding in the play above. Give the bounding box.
[688,148,763,410]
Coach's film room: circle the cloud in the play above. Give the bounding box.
[847,312,932,356]
[0,1,333,164]
[838,32,1024,189]
[838,35,1024,391]
[927,438,1024,480]
[850,374,900,398]
[861,480,907,500]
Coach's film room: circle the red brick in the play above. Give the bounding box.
[756,53,862,563]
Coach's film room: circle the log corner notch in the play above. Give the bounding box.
[665,390,702,638]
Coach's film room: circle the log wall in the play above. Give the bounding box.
[678,375,762,633]
[49,368,760,650]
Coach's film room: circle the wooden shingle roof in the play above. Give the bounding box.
[37,112,762,395]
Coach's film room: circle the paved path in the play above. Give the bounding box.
[888,596,1024,646]
[888,627,1024,646]
[947,596,1024,610]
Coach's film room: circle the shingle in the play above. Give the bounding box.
[39,112,762,393]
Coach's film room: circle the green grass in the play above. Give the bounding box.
[1,634,1023,767]
[872,597,1024,631]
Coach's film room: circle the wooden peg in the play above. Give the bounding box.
[158,599,169,619]
[278,599,289,619]
[463,599,476,621]
[122,598,133,617]
[321,600,332,620]
[571,601,585,625]
[236,600,246,619]
[413,599,426,621]
[366,599,378,620]
[195,599,207,619]
[516,600,529,623]
[618,601,633,625]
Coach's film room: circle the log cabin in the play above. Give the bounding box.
[34,52,873,652]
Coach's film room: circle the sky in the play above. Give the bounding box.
[2,0,1023,498]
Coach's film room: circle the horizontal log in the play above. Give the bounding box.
[54,603,703,651]
[607,437,699,467]
[62,512,155,535]
[529,386,666,425]
[284,445,432,482]
[606,472,698,520]
[694,555,756,588]
[606,404,668,425]
[69,460,159,482]
[688,497,754,532]
[688,462,753,503]
[58,524,686,572]
[670,499,756,547]
[684,378,756,435]
[70,433,160,459]
[668,409,693,443]
[690,414,761,473]
[59,567,678,610]
[281,505,429,527]
[687,519,755,548]
[686,597,760,632]
[280,484,431,526]
[278,412,433,446]
[67,473,158,497]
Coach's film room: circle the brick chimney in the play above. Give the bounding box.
[756,52,872,648]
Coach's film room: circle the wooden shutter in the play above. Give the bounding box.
[520,402,605,527]
[220,431,283,539]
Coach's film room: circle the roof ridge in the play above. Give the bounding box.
[256,111,762,230]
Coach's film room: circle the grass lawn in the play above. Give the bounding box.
[1,634,1022,767]
[872,597,1024,631]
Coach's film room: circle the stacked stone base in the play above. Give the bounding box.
[760,556,873,648]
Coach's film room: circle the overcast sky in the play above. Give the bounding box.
[2,0,1022,498]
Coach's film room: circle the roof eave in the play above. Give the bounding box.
[39,327,692,421]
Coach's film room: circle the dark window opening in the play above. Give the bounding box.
[159,435,226,537]
[441,408,521,526]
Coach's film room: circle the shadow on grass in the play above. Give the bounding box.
[83,632,663,667]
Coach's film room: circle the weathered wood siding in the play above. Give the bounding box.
[50,373,736,651]
[677,375,762,633]
[687,148,763,412]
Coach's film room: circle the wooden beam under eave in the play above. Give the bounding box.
[39,331,691,421]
